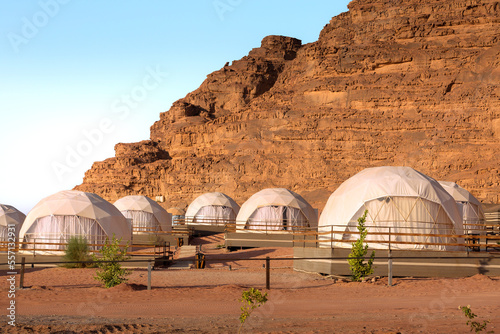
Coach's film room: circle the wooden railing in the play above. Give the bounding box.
[131,225,191,235]
[177,217,237,227]
[294,225,500,251]
[222,220,500,251]
[0,238,169,255]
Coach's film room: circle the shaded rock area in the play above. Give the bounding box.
[76,0,500,210]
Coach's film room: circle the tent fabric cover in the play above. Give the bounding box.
[114,195,172,232]
[24,215,107,250]
[0,204,25,241]
[185,192,240,225]
[319,167,463,251]
[247,205,308,231]
[19,190,132,248]
[236,188,318,230]
[438,181,486,231]
[120,210,160,232]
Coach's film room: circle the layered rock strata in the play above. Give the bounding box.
[76,0,500,210]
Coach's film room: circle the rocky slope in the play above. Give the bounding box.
[76,0,500,210]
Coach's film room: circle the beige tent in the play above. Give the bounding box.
[168,207,185,216]
[0,204,25,241]
[114,195,172,232]
[319,167,463,251]
[19,190,131,250]
[439,181,486,231]
[185,192,239,225]
[236,188,318,231]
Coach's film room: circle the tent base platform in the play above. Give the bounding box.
[188,224,226,237]
[225,232,318,248]
[294,247,500,278]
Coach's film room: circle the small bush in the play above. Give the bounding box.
[238,288,268,333]
[348,210,375,282]
[62,236,91,268]
[459,305,493,333]
[92,235,130,288]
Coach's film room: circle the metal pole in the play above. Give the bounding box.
[147,261,152,291]
[265,257,270,290]
[388,227,392,287]
[20,257,25,289]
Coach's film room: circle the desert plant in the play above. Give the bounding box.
[62,236,91,268]
[459,305,493,333]
[92,235,130,288]
[348,210,375,282]
[238,288,268,333]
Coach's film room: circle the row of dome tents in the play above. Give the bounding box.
[0,191,173,251]
[189,167,487,251]
[0,166,491,252]
[183,189,317,232]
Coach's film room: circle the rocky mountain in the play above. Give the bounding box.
[75,0,500,211]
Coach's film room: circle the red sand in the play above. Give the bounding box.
[1,237,500,333]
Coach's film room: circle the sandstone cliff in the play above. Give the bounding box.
[76,0,500,210]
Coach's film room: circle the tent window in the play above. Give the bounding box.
[193,205,235,225]
[122,210,160,232]
[246,206,308,231]
[341,197,456,250]
[462,202,485,230]
[23,215,107,250]
[0,226,8,241]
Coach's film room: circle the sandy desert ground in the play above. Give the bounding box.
[1,235,500,333]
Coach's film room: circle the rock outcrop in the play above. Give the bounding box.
[76,0,500,210]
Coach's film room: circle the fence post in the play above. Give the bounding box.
[147,261,152,291]
[19,257,25,289]
[388,227,393,287]
[331,225,333,248]
[265,257,270,290]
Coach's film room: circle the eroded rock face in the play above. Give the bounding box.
[76,0,500,210]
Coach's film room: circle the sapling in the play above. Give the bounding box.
[348,210,375,281]
[459,305,493,333]
[92,235,131,288]
[238,288,268,333]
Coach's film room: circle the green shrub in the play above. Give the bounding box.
[92,235,130,288]
[459,305,493,333]
[348,210,375,282]
[62,236,91,268]
[238,288,268,333]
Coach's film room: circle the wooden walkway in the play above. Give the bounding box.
[169,245,197,269]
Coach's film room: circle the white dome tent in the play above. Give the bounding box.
[0,204,25,242]
[319,167,463,251]
[19,190,131,251]
[236,188,318,231]
[438,181,486,232]
[185,192,240,226]
[114,195,172,233]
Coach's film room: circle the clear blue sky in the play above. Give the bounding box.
[0,0,350,214]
